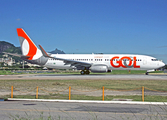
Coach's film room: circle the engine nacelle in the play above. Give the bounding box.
[90,65,108,73]
[147,69,155,72]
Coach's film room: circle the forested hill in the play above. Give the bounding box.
[0,41,22,62]
[0,41,21,54]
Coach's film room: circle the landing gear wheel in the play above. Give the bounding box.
[145,72,149,75]
[85,70,90,75]
[80,70,85,75]
[80,70,90,75]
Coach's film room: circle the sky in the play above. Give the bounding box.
[1,0,167,63]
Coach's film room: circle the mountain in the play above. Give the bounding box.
[0,41,14,53]
[49,48,65,54]
[0,41,22,62]
[0,41,21,54]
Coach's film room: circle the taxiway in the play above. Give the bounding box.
[0,101,167,120]
[0,74,167,80]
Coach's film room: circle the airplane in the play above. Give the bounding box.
[4,28,165,75]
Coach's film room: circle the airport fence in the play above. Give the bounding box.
[10,86,167,102]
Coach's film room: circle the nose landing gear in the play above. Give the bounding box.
[145,72,149,75]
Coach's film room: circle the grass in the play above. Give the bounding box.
[0,79,167,102]
[92,70,147,74]
[0,79,167,91]
[0,69,164,75]
[0,70,18,75]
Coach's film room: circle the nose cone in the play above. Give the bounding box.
[160,61,165,67]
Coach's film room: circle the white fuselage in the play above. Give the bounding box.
[44,54,165,71]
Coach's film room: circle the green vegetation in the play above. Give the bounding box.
[0,69,164,75]
[0,70,17,75]
[0,79,167,102]
[0,41,22,62]
[92,70,147,74]
[1,79,167,91]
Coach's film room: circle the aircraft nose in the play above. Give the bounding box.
[160,61,165,67]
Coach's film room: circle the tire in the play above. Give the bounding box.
[80,70,85,75]
[85,70,90,75]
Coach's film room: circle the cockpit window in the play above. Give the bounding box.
[151,59,158,61]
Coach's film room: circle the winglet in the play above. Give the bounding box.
[39,45,51,58]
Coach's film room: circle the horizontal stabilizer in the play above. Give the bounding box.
[3,52,21,57]
[3,52,30,59]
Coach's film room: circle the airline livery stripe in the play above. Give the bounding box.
[17,28,37,60]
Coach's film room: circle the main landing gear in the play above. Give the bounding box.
[80,70,90,75]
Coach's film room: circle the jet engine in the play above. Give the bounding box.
[90,65,108,73]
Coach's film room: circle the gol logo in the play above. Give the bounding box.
[110,56,140,68]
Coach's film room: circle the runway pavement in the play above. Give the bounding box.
[0,100,167,120]
[0,73,167,80]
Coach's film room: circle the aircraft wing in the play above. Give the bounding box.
[39,45,92,68]
[3,52,30,59]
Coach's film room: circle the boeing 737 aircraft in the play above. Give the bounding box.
[4,28,165,75]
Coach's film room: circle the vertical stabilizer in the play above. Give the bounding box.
[17,28,42,60]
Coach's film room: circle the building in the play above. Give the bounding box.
[0,57,15,66]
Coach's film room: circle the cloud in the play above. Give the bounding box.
[16,18,20,21]
[157,46,167,48]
